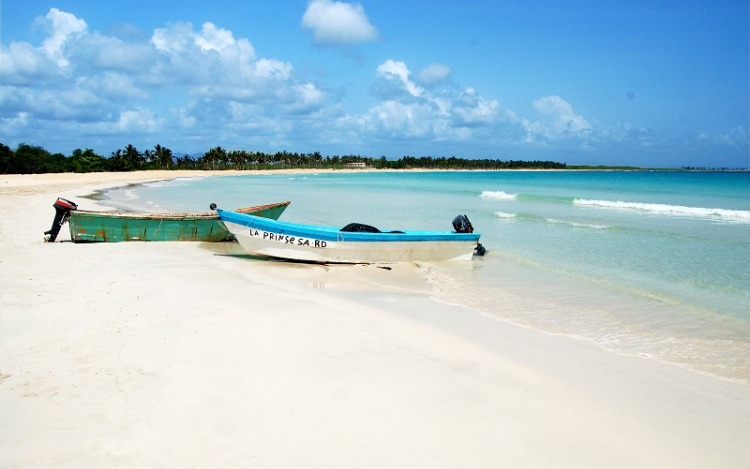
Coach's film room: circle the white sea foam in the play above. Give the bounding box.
[544,218,610,230]
[481,190,517,200]
[574,198,750,223]
[494,211,517,219]
[123,189,139,200]
[143,176,204,188]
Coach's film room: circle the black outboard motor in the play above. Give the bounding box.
[452,214,486,256]
[452,214,474,233]
[44,197,77,242]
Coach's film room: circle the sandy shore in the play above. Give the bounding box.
[1,171,748,468]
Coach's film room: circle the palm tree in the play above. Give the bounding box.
[201,147,228,170]
[123,144,144,171]
[108,149,124,171]
[154,144,173,169]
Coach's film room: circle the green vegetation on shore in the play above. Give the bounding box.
[3,142,747,174]
[0,142,566,174]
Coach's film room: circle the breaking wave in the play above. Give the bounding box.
[495,211,612,230]
[494,211,517,219]
[481,190,517,200]
[573,199,750,223]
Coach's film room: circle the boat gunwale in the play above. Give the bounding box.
[72,201,291,221]
[219,209,481,243]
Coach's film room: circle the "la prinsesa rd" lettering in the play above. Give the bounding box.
[247,228,328,248]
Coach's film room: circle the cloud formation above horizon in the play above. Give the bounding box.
[301,0,378,45]
[0,5,747,168]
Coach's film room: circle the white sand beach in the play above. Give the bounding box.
[1,171,748,468]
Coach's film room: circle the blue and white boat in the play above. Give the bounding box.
[216,208,484,263]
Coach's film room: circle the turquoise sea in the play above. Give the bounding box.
[105,170,750,383]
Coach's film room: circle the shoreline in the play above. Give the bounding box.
[1,171,749,468]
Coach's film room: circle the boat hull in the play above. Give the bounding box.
[69,201,290,242]
[219,209,481,263]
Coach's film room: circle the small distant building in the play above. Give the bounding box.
[344,162,367,169]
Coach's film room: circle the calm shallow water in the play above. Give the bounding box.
[106,170,750,382]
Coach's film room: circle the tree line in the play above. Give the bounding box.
[0,142,567,174]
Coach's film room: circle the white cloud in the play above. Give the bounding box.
[151,21,255,63]
[0,42,55,82]
[524,95,592,143]
[365,100,433,138]
[376,60,424,98]
[370,60,503,138]
[81,72,148,100]
[697,126,748,148]
[452,88,500,127]
[195,22,235,52]
[66,33,155,74]
[302,0,378,45]
[150,21,294,101]
[534,95,591,132]
[606,123,655,148]
[416,63,451,86]
[148,21,319,108]
[40,8,88,68]
[286,83,325,113]
[73,108,164,137]
[0,111,31,139]
[113,109,162,132]
[151,22,193,54]
[252,58,292,80]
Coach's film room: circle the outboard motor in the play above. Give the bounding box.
[475,243,487,256]
[452,214,486,256]
[452,214,474,233]
[44,197,77,242]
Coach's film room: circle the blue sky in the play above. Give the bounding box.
[1,0,748,167]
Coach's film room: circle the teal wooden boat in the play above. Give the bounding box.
[68,200,290,242]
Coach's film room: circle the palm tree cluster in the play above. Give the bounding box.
[0,142,566,174]
[0,143,175,174]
